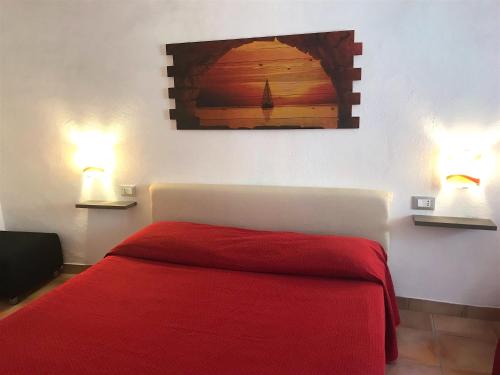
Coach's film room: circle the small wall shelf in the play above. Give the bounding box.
[75,201,137,210]
[412,215,497,231]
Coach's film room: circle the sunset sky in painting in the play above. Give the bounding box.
[196,39,337,107]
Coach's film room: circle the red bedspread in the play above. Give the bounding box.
[0,222,399,375]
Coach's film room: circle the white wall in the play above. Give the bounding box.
[0,0,499,307]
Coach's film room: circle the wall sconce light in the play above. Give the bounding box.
[82,166,105,178]
[71,129,117,178]
[429,123,499,192]
[446,174,480,187]
[441,149,483,189]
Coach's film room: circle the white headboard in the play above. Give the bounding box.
[149,183,392,250]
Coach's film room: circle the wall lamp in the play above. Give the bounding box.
[82,166,105,178]
[71,129,116,178]
[442,149,483,189]
[446,174,480,187]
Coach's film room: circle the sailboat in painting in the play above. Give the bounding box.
[261,79,274,109]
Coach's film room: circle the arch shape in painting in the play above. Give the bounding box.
[166,31,362,129]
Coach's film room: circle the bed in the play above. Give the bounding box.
[0,183,398,375]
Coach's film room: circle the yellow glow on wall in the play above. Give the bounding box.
[440,148,483,189]
[428,125,499,191]
[70,129,117,176]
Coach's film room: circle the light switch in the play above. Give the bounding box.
[120,185,136,197]
[411,196,435,210]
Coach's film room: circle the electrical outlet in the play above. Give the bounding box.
[120,185,136,197]
[411,196,435,210]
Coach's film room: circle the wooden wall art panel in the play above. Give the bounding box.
[166,30,362,130]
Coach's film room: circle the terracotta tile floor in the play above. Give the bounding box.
[388,309,498,374]
[1,277,498,374]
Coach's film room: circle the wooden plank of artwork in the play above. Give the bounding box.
[195,105,338,119]
[216,41,309,64]
[201,69,330,84]
[169,109,177,120]
[346,68,362,81]
[348,117,360,128]
[196,59,325,74]
[345,92,361,105]
[199,117,338,129]
[196,105,339,129]
[197,81,336,95]
[352,42,363,55]
[167,66,176,77]
[196,95,336,107]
